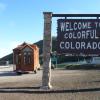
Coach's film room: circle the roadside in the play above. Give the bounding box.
[0,66,100,100]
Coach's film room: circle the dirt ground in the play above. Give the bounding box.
[0,66,100,100]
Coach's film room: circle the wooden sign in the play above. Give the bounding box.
[57,19,100,55]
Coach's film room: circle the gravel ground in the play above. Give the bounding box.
[0,66,100,100]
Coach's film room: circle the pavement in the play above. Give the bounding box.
[0,65,100,100]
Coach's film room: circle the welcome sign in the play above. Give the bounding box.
[57,19,100,55]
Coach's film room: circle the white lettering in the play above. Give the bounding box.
[78,22,82,30]
[76,42,80,49]
[98,42,100,49]
[81,31,86,39]
[69,33,73,39]
[88,22,91,29]
[74,22,77,30]
[64,33,68,39]
[92,42,97,49]
[95,22,98,28]
[65,22,69,31]
[65,42,70,49]
[81,42,85,49]
[82,22,88,29]
[60,42,64,49]
[77,32,81,39]
[86,42,91,49]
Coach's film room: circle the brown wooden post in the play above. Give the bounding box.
[42,12,52,89]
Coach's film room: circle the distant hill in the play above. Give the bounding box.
[0,36,88,65]
[0,37,57,64]
[0,53,13,64]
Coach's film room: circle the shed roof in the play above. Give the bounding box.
[13,42,38,51]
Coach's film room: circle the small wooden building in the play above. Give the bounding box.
[13,42,40,73]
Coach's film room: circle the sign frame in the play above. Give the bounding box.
[57,18,100,56]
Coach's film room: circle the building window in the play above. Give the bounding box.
[16,54,21,64]
[24,52,31,65]
[16,55,18,64]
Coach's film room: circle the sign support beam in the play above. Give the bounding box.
[52,14,100,18]
[41,12,52,89]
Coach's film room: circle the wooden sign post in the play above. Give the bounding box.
[41,13,100,89]
[42,12,52,89]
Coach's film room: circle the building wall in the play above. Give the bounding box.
[13,45,40,72]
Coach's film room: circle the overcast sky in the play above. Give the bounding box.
[0,0,100,58]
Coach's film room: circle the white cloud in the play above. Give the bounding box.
[0,41,21,58]
[0,48,11,58]
[9,41,21,49]
[0,3,7,11]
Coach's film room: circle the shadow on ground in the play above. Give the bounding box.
[0,71,17,77]
[0,87,99,94]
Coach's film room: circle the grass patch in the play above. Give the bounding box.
[65,64,100,70]
[57,63,67,68]
[57,63,100,70]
